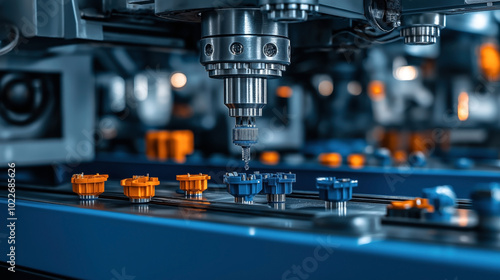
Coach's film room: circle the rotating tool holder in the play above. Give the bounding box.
[262,172,296,203]
[224,172,263,204]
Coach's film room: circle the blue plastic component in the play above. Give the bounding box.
[471,183,500,217]
[316,177,358,202]
[409,152,427,167]
[374,148,392,167]
[224,172,263,201]
[262,172,296,196]
[454,157,474,169]
[422,185,456,221]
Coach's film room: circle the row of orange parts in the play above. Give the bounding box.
[145,130,194,163]
[71,173,211,203]
[318,153,366,169]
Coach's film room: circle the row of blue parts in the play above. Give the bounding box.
[315,178,500,220]
[224,172,500,221]
[315,178,500,221]
[224,172,296,202]
[222,173,359,203]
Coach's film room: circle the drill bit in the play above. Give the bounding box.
[242,146,250,170]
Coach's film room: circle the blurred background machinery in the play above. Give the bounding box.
[1,0,500,279]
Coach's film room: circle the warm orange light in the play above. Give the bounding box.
[457,209,468,227]
[276,86,293,98]
[394,66,418,81]
[318,80,334,96]
[368,81,385,101]
[171,72,187,88]
[479,43,500,82]
[458,91,469,122]
[347,154,365,169]
[347,81,362,96]
[318,153,342,167]
[260,151,280,165]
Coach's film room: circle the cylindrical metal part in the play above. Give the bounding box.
[400,13,446,45]
[267,194,286,203]
[199,8,291,169]
[79,200,95,207]
[233,126,259,146]
[225,77,267,117]
[270,202,286,210]
[325,201,347,209]
[200,35,291,66]
[133,204,150,213]
[200,8,290,79]
[130,198,151,204]
[401,26,440,45]
[235,197,254,204]
[79,195,98,200]
[325,201,347,216]
[202,9,288,38]
[260,0,319,22]
[185,191,203,198]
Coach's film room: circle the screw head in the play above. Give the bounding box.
[263,43,278,57]
[230,42,244,55]
[205,44,213,56]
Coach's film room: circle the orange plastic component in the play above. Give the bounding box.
[381,130,401,154]
[393,150,408,164]
[318,153,342,167]
[145,130,194,163]
[388,198,434,212]
[347,154,365,169]
[176,173,211,197]
[479,42,500,82]
[145,131,157,159]
[169,130,194,163]
[71,173,108,199]
[146,130,170,161]
[260,151,280,165]
[409,131,430,154]
[121,175,160,203]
